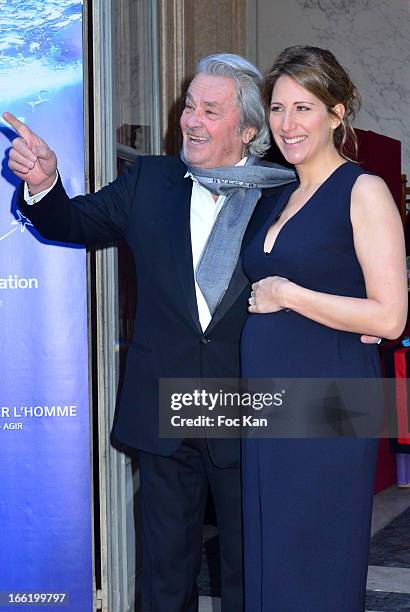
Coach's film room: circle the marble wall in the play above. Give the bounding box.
[247,0,410,174]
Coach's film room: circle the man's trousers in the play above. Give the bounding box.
[138,438,243,612]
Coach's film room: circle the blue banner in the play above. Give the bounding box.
[0,2,93,611]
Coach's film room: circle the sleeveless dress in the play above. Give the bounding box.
[241,162,380,612]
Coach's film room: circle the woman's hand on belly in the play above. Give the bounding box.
[249,277,384,345]
[248,276,293,313]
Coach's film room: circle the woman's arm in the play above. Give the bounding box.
[249,174,408,340]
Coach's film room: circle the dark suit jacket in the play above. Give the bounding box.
[19,155,280,467]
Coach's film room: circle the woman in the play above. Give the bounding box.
[241,46,407,611]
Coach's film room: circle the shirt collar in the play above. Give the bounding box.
[184,156,248,182]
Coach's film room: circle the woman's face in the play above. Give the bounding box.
[269,75,341,167]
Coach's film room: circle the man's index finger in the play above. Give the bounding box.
[2,112,32,139]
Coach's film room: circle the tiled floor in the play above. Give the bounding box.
[199,486,410,611]
[366,487,410,611]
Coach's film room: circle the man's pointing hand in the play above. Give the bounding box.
[3,112,57,195]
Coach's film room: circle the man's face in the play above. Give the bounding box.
[180,73,251,168]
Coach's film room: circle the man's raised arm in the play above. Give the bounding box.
[3,112,57,195]
[2,111,140,245]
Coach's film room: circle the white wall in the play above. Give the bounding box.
[247,0,410,174]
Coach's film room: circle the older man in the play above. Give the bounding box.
[4,54,295,611]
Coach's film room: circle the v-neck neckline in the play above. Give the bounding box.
[263,162,350,255]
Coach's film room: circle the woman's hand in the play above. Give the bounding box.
[247,177,407,339]
[248,276,293,313]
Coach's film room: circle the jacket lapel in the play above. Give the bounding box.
[161,171,287,336]
[206,187,284,333]
[205,255,248,333]
[163,169,202,333]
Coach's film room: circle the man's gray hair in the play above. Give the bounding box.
[196,53,270,158]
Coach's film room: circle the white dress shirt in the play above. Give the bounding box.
[188,175,225,330]
[24,172,58,205]
[25,158,247,331]
[186,156,247,330]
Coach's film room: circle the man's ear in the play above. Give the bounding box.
[331,103,345,129]
[242,126,257,145]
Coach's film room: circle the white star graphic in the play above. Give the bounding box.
[10,211,34,232]
[0,212,33,241]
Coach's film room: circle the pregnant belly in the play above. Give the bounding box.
[240,310,380,378]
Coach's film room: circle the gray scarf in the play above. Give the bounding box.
[182,151,296,315]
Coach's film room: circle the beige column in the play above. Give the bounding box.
[159,0,246,154]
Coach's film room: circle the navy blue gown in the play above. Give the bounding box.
[241,162,380,612]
